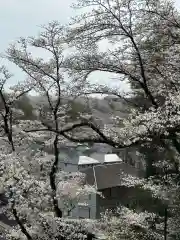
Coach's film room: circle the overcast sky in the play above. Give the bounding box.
[0,0,180,90]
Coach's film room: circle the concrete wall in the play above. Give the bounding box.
[96,186,143,218]
[58,153,97,219]
[96,186,164,218]
[72,187,137,220]
[71,193,97,219]
[58,162,79,172]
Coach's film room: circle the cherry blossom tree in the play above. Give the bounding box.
[3,0,180,239]
[0,89,98,240]
[61,0,180,239]
[100,206,163,240]
[0,23,99,240]
[60,0,180,151]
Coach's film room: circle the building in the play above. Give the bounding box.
[54,143,146,220]
[0,143,145,233]
[70,161,143,219]
[57,143,115,172]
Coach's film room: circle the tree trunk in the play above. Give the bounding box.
[164,206,168,240]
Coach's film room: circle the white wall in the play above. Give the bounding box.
[59,162,79,172]
[57,148,98,219]
[78,164,95,171]
[71,193,97,219]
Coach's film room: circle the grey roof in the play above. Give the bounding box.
[78,154,122,165]
[78,156,100,165]
[81,162,143,190]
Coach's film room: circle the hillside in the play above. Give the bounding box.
[28,94,130,124]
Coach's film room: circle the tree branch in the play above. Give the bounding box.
[12,207,32,240]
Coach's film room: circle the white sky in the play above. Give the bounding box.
[0,0,180,92]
